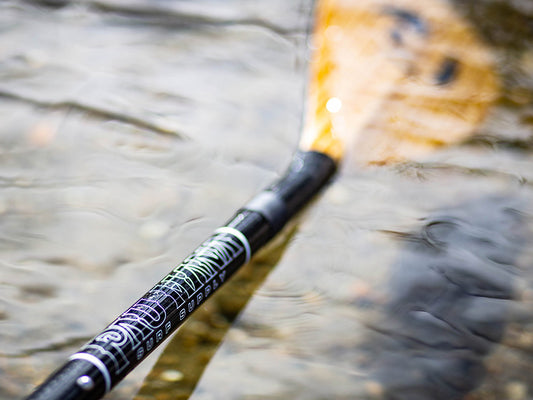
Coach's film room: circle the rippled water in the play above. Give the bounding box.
[0,0,310,398]
[1,0,533,399]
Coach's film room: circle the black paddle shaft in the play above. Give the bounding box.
[26,150,336,400]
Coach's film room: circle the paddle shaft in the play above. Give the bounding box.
[26,151,336,400]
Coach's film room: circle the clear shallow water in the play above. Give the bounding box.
[0,0,533,400]
[0,0,310,398]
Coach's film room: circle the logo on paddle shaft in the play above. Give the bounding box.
[73,228,249,386]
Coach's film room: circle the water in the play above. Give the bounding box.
[0,0,533,399]
[0,0,310,398]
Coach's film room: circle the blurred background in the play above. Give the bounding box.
[1,0,533,399]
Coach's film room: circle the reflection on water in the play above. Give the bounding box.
[361,196,530,399]
[1,0,533,400]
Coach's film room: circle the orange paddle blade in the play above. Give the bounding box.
[300,0,499,165]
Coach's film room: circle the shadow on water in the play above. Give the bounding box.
[360,195,531,399]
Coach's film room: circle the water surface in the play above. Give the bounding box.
[1,1,533,400]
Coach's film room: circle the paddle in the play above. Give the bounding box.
[25,0,497,398]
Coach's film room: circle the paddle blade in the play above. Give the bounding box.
[300,0,499,165]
